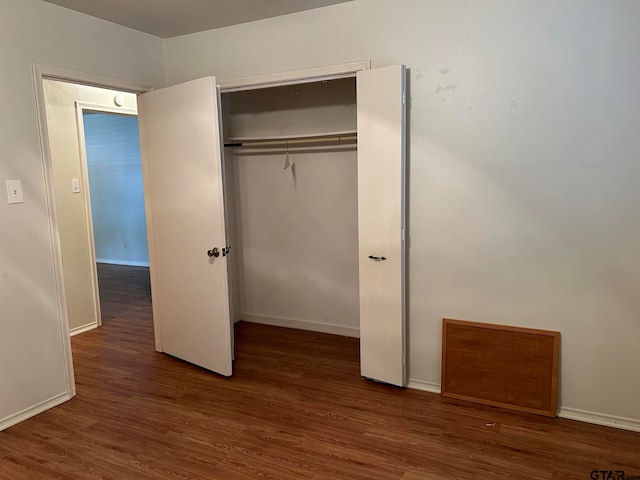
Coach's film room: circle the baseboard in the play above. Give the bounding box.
[407,379,441,394]
[558,407,640,433]
[406,379,640,432]
[238,313,359,338]
[0,391,72,432]
[69,322,98,337]
[96,258,149,267]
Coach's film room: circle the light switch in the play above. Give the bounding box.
[6,179,24,204]
[71,178,81,193]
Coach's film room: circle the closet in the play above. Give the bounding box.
[137,63,406,387]
[221,78,360,341]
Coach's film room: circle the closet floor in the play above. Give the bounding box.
[1,272,639,479]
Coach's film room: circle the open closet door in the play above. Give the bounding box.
[357,65,407,387]
[138,77,233,376]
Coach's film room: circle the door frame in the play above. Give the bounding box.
[74,101,139,331]
[217,61,408,386]
[218,61,370,93]
[218,61,407,387]
[217,63,368,350]
[217,61,407,386]
[33,63,152,397]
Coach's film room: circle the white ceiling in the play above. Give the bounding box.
[42,0,353,38]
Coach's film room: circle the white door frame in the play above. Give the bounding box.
[218,61,370,93]
[74,101,138,331]
[33,63,152,397]
[220,61,406,386]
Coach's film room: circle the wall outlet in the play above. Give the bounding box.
[71,178,81,193]
[123,242,128,251]
[6,179,24,204]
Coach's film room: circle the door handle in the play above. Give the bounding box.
[207,247,220,258]
[368,255,387,261]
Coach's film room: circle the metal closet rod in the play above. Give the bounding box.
[224,131,357,148]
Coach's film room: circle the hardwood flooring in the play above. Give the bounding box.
[96,262,151,323]
[1,264,639,479]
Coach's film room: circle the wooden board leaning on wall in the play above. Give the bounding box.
[441,318,560,417]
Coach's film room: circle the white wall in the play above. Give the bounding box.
[0,0,164,430]
[165,0,640,427]
[229,150,359,335]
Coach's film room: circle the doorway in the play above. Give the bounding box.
[41,78,149,335]
[83,111,150,323]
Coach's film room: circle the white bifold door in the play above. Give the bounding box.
[357,65,407,387]
[137,66,406,385]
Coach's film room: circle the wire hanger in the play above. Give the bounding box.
[283,140,296,188]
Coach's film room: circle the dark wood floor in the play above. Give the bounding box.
[97,262,151,322]
[1,265,639,479]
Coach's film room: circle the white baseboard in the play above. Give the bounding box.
[558,407,640,433]
[407,379,441,394]
[69,322,98,337]
[406,380,640,432]
[96,258,149,267]
[238,313,359,338]
[0,391,72,432]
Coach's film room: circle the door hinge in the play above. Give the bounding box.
[401,228,405,241]
[402,354,406,365]
[402,92,406,105]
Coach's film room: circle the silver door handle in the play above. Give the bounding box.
[207,247,220,258]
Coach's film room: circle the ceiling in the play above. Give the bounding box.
[42,0,353,38]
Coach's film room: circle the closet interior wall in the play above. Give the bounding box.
[221,78,361,337]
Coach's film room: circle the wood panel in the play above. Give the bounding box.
[442,318,560,417]
[2,267,639,479]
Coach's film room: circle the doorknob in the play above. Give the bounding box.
[207,247,220,258]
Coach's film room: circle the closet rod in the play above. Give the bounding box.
[224,134,358,147]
